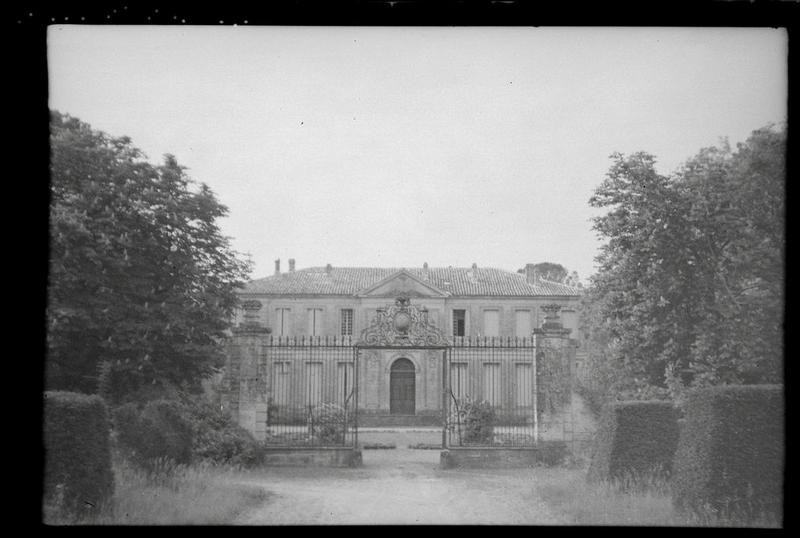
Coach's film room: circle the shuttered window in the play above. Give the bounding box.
[450,362,469,401]
[336,361,354,405]
[515,310,532,338]
[483,363,501,406]
[515,363,533,407]
[305,361,323,406]
[483,309,500,337]
[308,308,323,336]
[276,308,291,336]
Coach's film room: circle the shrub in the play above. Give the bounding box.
[450,397,496,445]
[587,400,680,487]
[184,398,264,467]
[671,384,784,523]
[44,391,115,518]
[114,397,265,468]
[113,399,193,469]
[308,403,347,445]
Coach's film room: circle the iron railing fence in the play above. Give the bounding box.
[445,336,575,448]
[264,336,358,448]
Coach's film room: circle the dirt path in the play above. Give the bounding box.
[234,447,568,525]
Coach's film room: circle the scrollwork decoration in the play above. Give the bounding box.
[357,295,448,347]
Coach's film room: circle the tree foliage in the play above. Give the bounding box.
[583,125,784,398]
[518,262,582,287]
[47,111,251,401]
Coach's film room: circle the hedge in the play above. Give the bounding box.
[587,400,680,486]
[671,384,784,522]
[43,391,114,516]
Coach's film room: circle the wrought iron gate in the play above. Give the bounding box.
[444,335,574,448]
[263,336,358,448]
[256,297,579,451]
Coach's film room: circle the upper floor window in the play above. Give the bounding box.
[276,308,291,336]
[308,308,323,336]
[483,309,500,337]
[452,309,466,336]
[515,310,532,338]
[341,308,354,336]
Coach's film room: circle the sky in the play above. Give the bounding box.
[47,26,787,282]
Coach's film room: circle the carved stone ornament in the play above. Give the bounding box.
[241,300,263,312]
[357,295,448,347]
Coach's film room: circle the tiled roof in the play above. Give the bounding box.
[241,266,582,297]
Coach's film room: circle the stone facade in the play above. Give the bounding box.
[224,262,583,436]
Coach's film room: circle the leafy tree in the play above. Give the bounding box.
[584,125,784,399]
[518,262,582,286]
[47,111,251,402]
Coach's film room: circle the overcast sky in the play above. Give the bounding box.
[47,26,787,282]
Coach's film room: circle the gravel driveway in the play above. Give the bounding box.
[234,443,568,525]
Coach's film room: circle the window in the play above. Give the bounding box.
[515,310,532,338]
[276,308,291,336]
[483,309,500,337]
[515,363,533,407]
[272,361,291,407]
[341,309,354,336]
[336,361,354,405]
[450,362,468,401]
[452,309,466,337]
[308,308,323,336]
[305,361,323,406]
[483,363,501,406]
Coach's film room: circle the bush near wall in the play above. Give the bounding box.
[113,397,264,468]
[186,398,265,467]
[44,391,115,516]
[587,401,680,486]
[113,399,193,468]
[671,384,784,522]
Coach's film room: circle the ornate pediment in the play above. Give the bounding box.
[354,269,450,298]
[357,296,448,347]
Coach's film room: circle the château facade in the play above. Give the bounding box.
[226,260,584,433]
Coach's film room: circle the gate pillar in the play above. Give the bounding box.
[224,300,271,440]
[533,304,578,443]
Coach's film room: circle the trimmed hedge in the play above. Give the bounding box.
[44,391,114,516]
[671,384,784,521]
[587,400,680,485]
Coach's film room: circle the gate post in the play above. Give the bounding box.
[225,300,271,440]
[533,304,575,445]
[442,347,449,449]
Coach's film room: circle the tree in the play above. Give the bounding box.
[47,112,251,402]
[583,125,784,399]
[518,262,582,286]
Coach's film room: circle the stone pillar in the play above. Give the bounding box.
[224,300,271,440]
[532,304,577,442]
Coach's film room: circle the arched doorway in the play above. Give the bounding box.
[390,358,415,415]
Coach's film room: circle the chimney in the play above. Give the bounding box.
[472,262,477,270]
[524,263,539,284]
[422,262,429,280]
[289,258,295,272]
[326,263,332,274]
[274,258,281,275]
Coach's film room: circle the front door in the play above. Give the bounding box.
[390,358,415,415]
